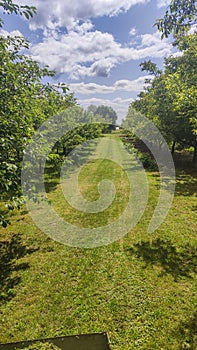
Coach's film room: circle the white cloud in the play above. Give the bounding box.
[14,0,149,30]
[157,0,171,8]
[189,24,197,34]
[30,29,171,79]
[140,32,162,47]
[129,27,137,36]
[70,83,114,95]
[10,0,172,79]
[170,51,183,58]
[79,97,133,123]
[69,76,151,94]
[73,20,94,34]
[70,76,151,122]
[0,29,24,38]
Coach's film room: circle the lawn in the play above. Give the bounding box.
[0,135,196,349]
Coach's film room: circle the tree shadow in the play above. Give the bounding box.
[149,171,197,197]
[44,165,61,193]
[175,173,197,197]
[127,239,197,281]
[0,233,38,302]
[180,312,197,349]
[191,204,197,212]
[173,152,196,173]
[44,178,60,193]
[44,145,97,194]
[173,311,197,349]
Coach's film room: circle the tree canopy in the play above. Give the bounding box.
[0,0,77,226]
[124,32,197,163]
[155,0,197,38]
[93,105,117,125]
[0,0,36,27]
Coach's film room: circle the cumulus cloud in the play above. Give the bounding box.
[14,0,149,30]
[30,29,171,79]
[69,76,151,94]
[0,29,24,38]
[157,0,171,8]
[9,0,172,79]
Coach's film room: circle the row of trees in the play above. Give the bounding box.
[123,0,197,163]
[1,0,196,226]
[0,33,76,197]
[87,105,117,124]
[0,1,118,226]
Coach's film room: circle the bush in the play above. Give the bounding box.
[47,153,61,166]
[138,152,157,171]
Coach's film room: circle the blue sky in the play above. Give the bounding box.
[1,0,175,122]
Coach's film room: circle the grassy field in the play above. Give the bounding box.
[0,135,196,349]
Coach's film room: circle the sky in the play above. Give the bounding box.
[1,0,175,123]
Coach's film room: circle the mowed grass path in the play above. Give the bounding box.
[0,135,196,349]
[46,136,131,230]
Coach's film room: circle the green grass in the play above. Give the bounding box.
[0,135,196,349]
[18,341,59,350]
[45,137,130,229]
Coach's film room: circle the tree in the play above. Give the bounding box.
[164,33,197,161]
[155,0,197,38]
[94,105,117,125]
[126,0,197,165]
[128,32,197,162]
[87,104,97,114]
[0,1,76,226]
[0,35,75,194]
[57,107,102,156]
[140,60,162,77]
[132,61,177,148]
[0,0,36,27]
[88,105,118,132]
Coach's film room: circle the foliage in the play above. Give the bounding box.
[125,32,197,163]
[0,0,76,226]
[0,0,36,27]
[88,104,118,131]
[59,109,103,156]
[0,136,196,349]
[155,0,197,38]
[166,33,197,136]
[121,123,158,171]
[0,35,75,196]
[140,60,162,77]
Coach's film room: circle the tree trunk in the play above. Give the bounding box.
[17,149,21,162]
[171,141,176,155]
[56,141,59,154]
[63,145,66,155]
[39,159,42,173]
[192,144,197,164]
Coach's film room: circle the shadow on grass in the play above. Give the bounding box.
[127,239,197,281]
[175,173,197,197]
[150,171,197,197]
[44,165,61,193]
[191,204,197,213]
[0,233,38,302]
[173,151,196,172]
[173,311,197,349]
[44,145,97,194]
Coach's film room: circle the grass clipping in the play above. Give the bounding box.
[19,342,60,350]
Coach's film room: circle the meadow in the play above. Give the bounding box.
[0,135,196,350]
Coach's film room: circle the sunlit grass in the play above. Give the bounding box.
[0,136,196,350]
[46,158,130,228]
